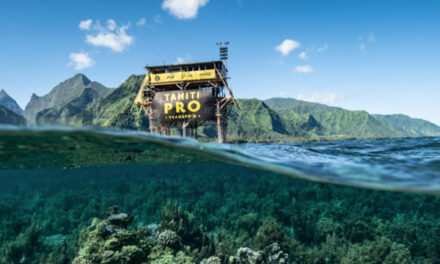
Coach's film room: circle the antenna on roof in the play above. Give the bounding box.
[216,42,229,65]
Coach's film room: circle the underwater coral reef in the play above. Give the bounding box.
[1,162,440,263]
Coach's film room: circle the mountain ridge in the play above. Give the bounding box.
[0,105,26,125]
[24,74,114,124]
[26,75,440,142]
[0,89,24,116]
[36,88,102,126]
[373,114,440,137]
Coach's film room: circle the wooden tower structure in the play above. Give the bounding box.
[132,43,237,142]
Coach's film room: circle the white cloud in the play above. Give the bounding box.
[154,14,163,24]
[136,18,146,26]
[275,39,300,56]
[79,19,92,30]
[294,65,313,73]
[162,0,209,19]
[298,51,309,60]
[317,44,329,53]
[85,20,133,52]
[107,19,117,31]
[297,91,344,105]
[68,52,94,70]
[176,53,192,64]
[298,44,328,60]
[359,33,375,52]
[176,57,185,63]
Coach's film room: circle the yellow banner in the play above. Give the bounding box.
[150,69,216,84]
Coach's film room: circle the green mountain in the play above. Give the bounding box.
[223,99,323,141]
[62,74,148,129]
[0,89,23,115]
[36,88,101,126]
[0,105,26,125]
[31,75,440,142]
[265,98,407,138]
[226,99,288,141]
[373,114,440,137]
[24,74,113,124]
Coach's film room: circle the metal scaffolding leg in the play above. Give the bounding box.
[216,101,224,143]
[149,117,154,134]
[222,120,228,142]
[182,121,187,137]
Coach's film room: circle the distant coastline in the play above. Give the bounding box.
[1,74,440,143]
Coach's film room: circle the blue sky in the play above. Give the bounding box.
[1,0,440,124]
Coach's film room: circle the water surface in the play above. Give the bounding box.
[1,126,439,264]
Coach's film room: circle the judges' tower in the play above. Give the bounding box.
[132,43,237,142]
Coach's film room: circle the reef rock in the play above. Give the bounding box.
[146,223,160,238]
[200,256,222,264]
[157,229,182,249]
[264,243,289,264]
[107,213,130,228]
[232,247,263,264]
[71,208,153,264]
[72,256,93,264]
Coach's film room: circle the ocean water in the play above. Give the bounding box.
[1,126,440,264]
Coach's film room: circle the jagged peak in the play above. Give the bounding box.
[71,73,91,86]
[30,93,40,99]
[0,89,12,99]
[50,74,91,90]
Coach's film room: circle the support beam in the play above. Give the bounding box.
[215,68,239,108]
[182,121,187,137]
[149,117,154,134]
[223,119,228,142]
[216,100,224,143]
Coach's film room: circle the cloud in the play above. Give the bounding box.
[317,44,329,53]
[294,65,313,73]
[367,34,376,42]
[297,91,344,105]
[68,52,94,70]
[85,19,133,52]
[298,51,309,60]
[176,53,192,64]
[359,33,375,52]
[107,19,117,31]
[136,18,146,26]
[298,44,328,60]
[79,19,93,30]
[275,39,300,56]
[154,14,163,24]
[162,0,209,19]
[176,57,185,63]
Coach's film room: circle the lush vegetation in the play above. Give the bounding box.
[35,74,148,130]
[29,74,440,142]
[374,114,440,137]
[0,105,25,125]
[25,74,113,124]
[265,98,440,138]
[36,88,101,126]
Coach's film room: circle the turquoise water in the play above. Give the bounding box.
[240,137,440,193]
[1,126,440,263]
